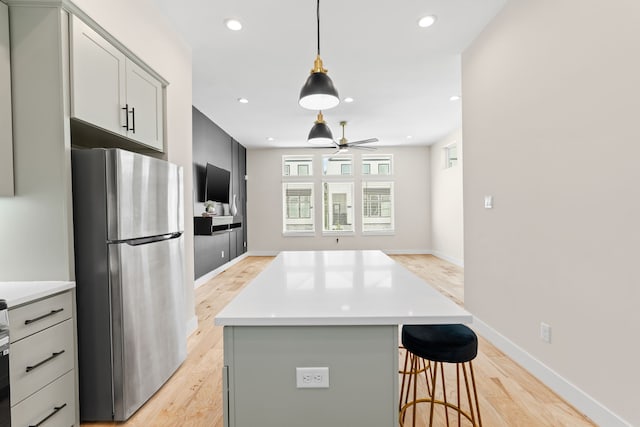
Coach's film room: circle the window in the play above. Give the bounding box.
[283,156,313,176]
[362,182,394,233]
[322,182,354,233]
[445,144,458,168]
[298,164,309,175]
[281,153,395,236]
[362,155,392,175]
[323,155,352,176]
[282,183,314,233]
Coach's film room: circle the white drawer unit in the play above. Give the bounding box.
[9,319,74,404]
[5,289,78,426]
[8,291,72,343]
[10,370,76,427]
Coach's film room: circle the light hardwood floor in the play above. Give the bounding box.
[82,255,595,427]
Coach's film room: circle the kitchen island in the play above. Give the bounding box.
[215,250,472,427]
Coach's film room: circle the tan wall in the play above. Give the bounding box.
[463,0,639,424]
[430,129,464,265]
[247,146,431,253]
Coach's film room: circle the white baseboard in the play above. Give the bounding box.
[472,316,631,427]
[382,249,432,255]
[245,250,280,256]
[194,253,249,289]
[186,315,198,337]
[431,250,464,267]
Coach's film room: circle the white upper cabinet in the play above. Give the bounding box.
[70,15,164,152]
[1,2,14,196]
[125,60,164,150]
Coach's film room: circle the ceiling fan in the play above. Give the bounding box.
[323,121,378,154]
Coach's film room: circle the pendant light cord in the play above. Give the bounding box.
[316,0,321,56]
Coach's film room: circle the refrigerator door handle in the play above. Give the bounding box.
[110,232,183,247]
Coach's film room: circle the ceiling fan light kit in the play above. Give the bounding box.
[299,0,340,111]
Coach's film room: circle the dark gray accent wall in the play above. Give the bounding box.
[192,107,247,279]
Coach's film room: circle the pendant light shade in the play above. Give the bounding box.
[307,111,334,145]
[299,0,339,111]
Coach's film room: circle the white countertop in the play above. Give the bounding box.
[215,250,472,326]
[0,281,75,308]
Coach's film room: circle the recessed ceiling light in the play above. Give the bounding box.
[266,137,275,142]
[406,135,413,139]
[225,19,242,31]
[343,97,354,103]
[449,95,461,101]
[418,15,437,28]
[237,97,249,104]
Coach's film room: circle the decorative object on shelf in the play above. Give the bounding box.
[223,203,230,216]
[204,200,216,216]
[231,194,238,216]
[307,111,334,145]
[298,0,339,111]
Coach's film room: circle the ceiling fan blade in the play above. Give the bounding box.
[347,138,379,145]
[310,140,340,149]
[349,145,377,151]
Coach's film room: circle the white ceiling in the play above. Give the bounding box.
[150,0,506,149]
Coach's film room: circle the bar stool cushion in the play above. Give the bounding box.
[402,324,478,363]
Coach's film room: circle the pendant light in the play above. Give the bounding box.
[307,111,334,145]
[298,0,340,110]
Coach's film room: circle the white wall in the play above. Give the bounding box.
[430,129,464,265]
[247,147,431,253]
[463,0,639,424]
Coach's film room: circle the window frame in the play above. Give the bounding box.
[444,144,458,169]
[282,181,315,236]
[362,180,395,235]
[282,155,313,177]
[321,180,355,235]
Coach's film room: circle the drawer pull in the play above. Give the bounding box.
[26,350,65,373]
[24,308,64,325]
[28,403,67,427]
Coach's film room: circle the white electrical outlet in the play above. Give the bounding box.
[221,250,225,258]
[296,367,329,388]
[540,322,551,343]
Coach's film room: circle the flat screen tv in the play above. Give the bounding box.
[205,163,230,203]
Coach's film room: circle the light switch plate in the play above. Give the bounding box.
[484,195,493,209]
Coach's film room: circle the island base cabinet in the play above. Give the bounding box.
[223,325,398,427]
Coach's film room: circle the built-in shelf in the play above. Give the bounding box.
[194,216,242,236]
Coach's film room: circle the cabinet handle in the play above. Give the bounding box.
[130,106,136,134]
[122,103,130,130]
[24,308,64,325]
[28,403,67,427]
[26,350,65,373]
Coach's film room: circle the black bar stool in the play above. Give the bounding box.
[399,324,482,426]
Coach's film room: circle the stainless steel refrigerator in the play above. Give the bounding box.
[71,148,186,421]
